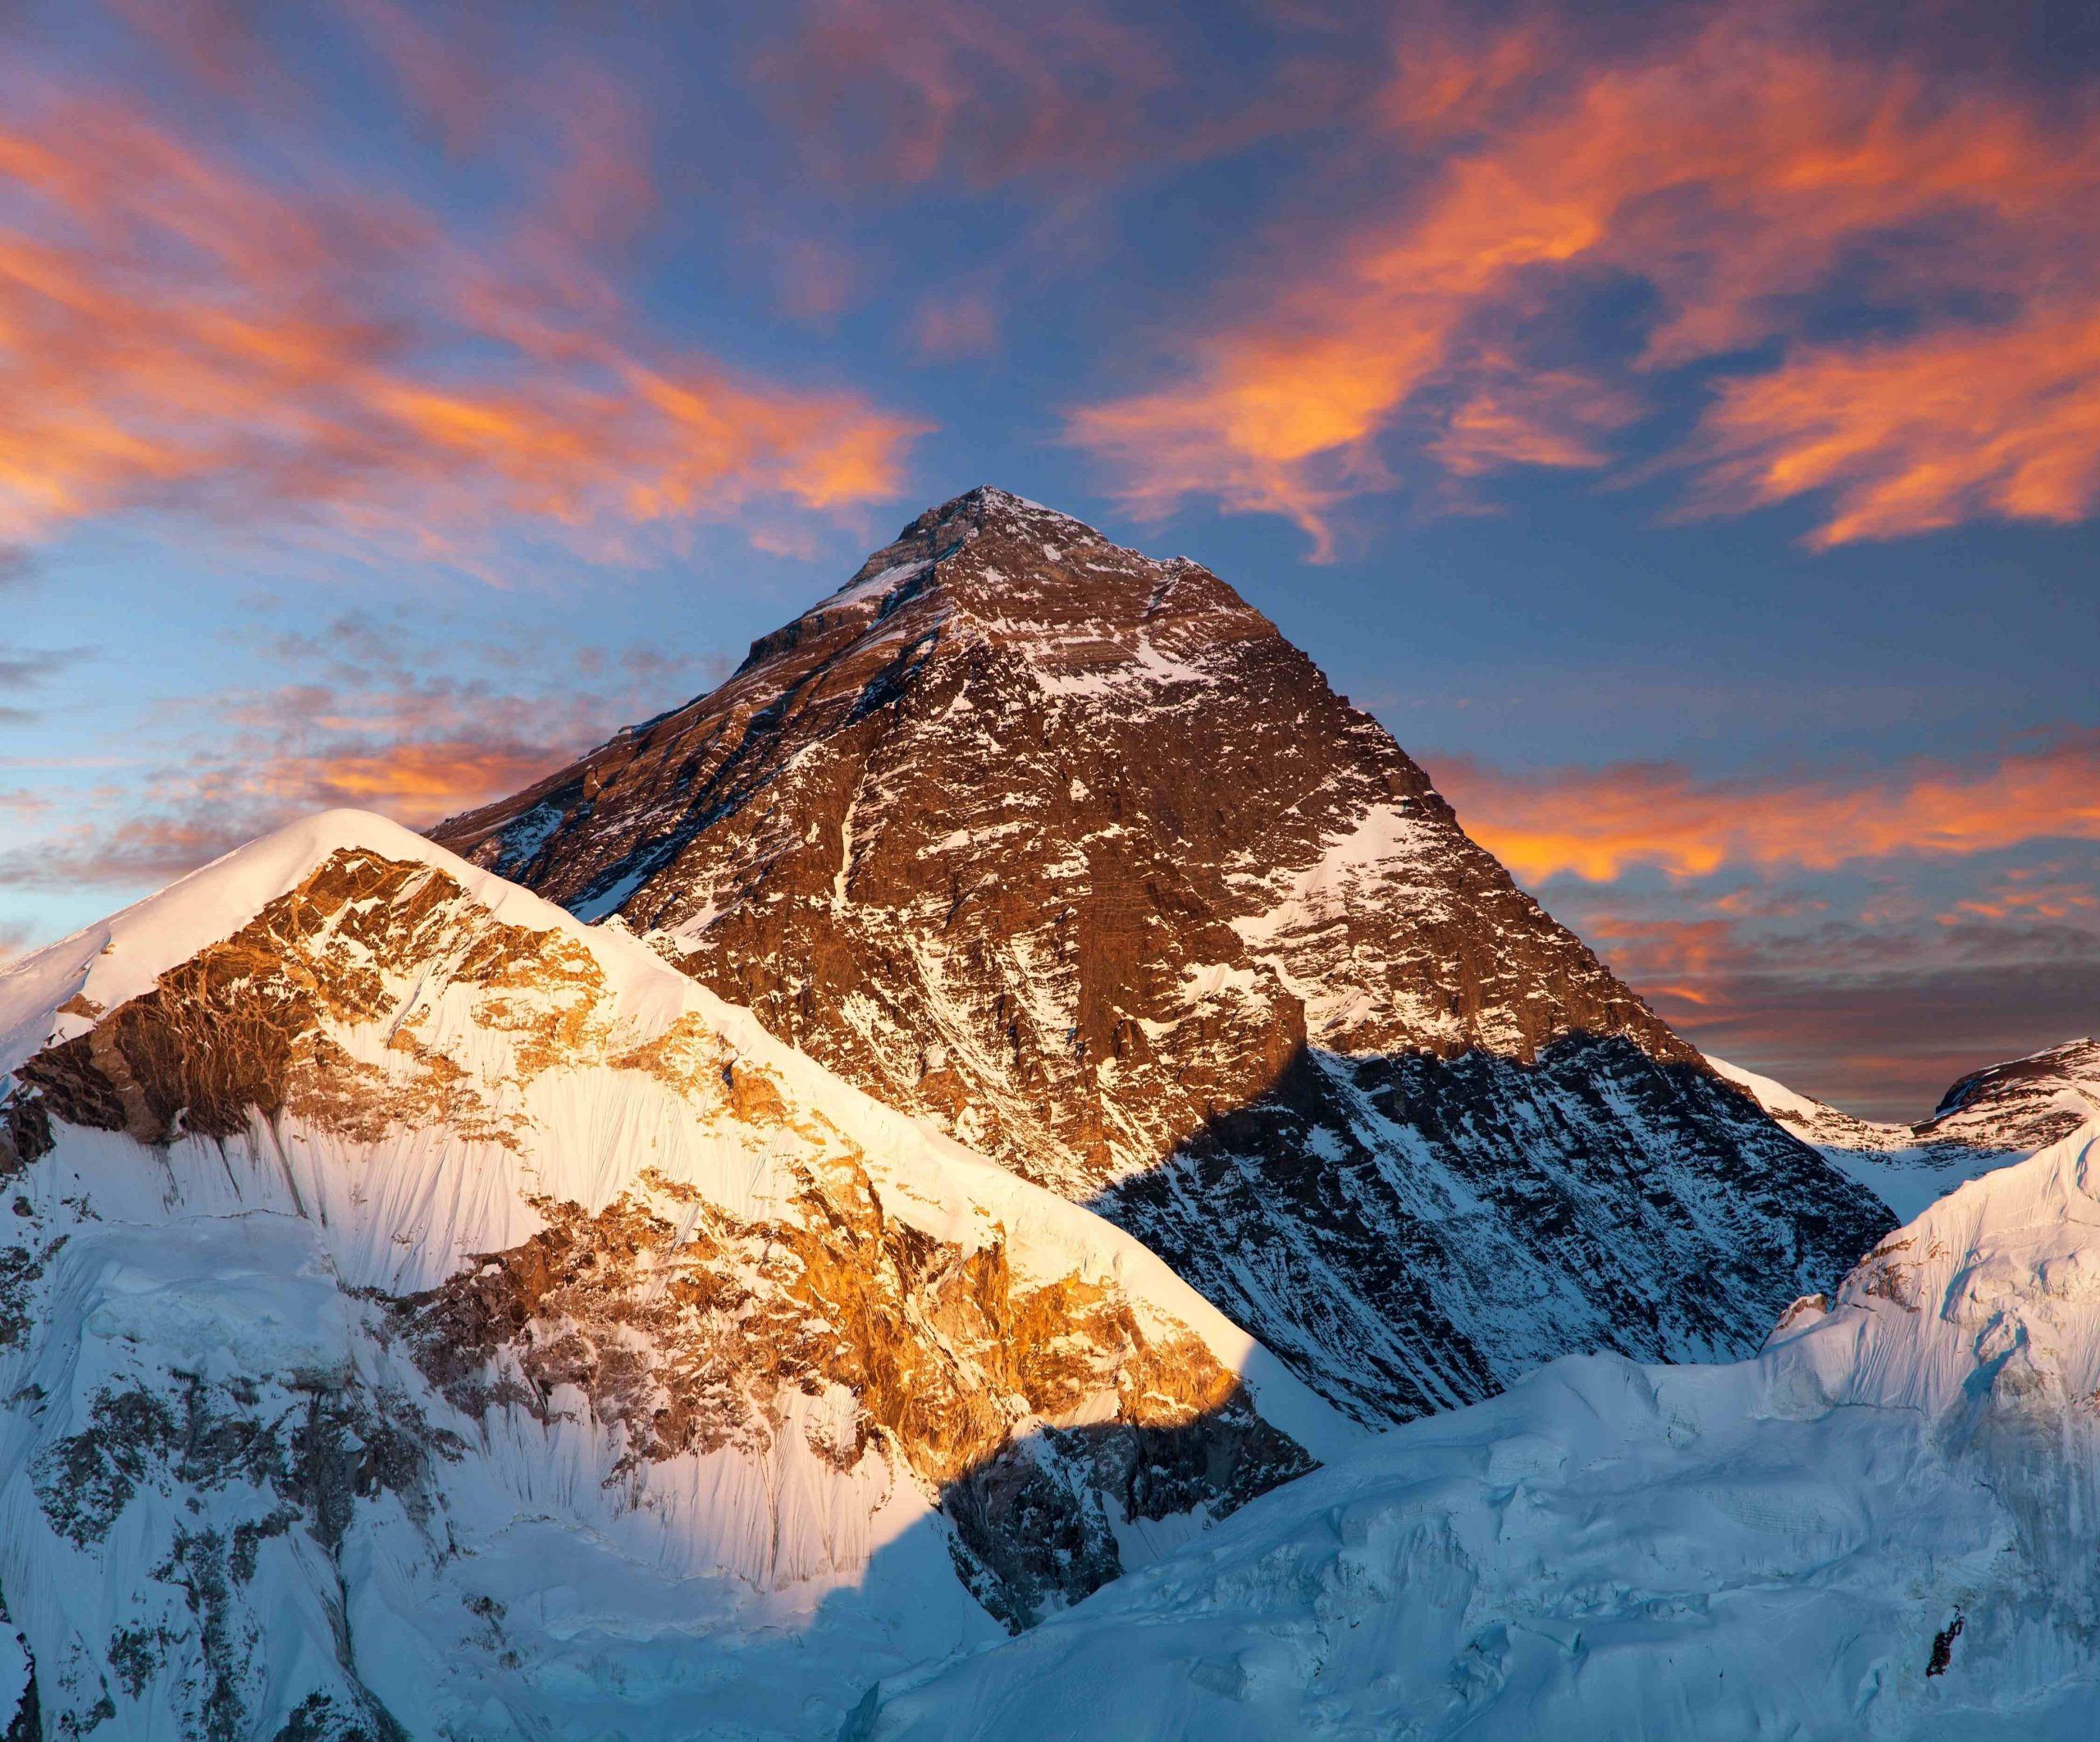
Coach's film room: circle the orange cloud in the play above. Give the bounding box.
[1941,865,2100,925]
[0,84,924,559]
[1427,363,1641,478]
[2,727,550,890]
[1536,888,2100,1119]
[198,669,613,833]
[1065,10,2100,550]
[1558,910,1751,1012]
[0,610,710,892]
[1431,734,2100,884]
[251,740,568,825]
[1686,310,2100,546]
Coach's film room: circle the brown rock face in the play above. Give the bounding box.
[1920,1039,2100,1155]
[395,1162,1309,1630]
[439,490,1679,1184]
[15,846,603,1152]
[436,487,1892,1424]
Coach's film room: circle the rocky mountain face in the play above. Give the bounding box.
[0,814,1344,1742]
[861,1111,2100,1741]
[1712,1040,2100,1220]
[0,1603,30,1742]
[1924,1039,2100,1152]
[436,487,1892,1427]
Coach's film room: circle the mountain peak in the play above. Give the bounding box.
[433,509,1888,1427]
[874,484,1106,555]
[703,487,1271,742]
[825,486,1117,605]
[774,483,1244,659]
[1932,1036,2100,1122]
[1,808,485,1077]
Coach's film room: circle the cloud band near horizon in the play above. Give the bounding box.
[1431,732,2100,885]
[1427,734,2100,1118]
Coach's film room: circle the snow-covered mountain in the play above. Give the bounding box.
[436,487,1892,1427]
[0,812,1348,1742]
[860,1109,2100,1740]
[1712,1040,2100,1219]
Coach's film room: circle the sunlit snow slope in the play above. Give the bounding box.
[864,1114,2100,1740]
[0,812,1347,1742]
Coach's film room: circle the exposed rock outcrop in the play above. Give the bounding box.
[395,1168,1308,1630]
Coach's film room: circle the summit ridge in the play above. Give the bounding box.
[1714,1039,2100,1219]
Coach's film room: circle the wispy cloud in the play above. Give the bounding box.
[0,612,723,891]
[747,0,1361,190]
[906,287,1003,362]
[1939,864,2100,926]
[0,68,925,566]
[1063,7,2100,551]
[1539,880,2100,1119]
[1424,730,2100,1114]
[0,650,88,689]
[0,646,90,725]
[1682,310,2100,547]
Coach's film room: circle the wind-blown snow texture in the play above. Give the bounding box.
[862,1113,2100,1740]
[0,812,1347,1742]
[437,487,1892,1427]
[1713,1042,2100,1220]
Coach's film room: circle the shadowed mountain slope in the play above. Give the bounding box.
[862,1112,2100,1741]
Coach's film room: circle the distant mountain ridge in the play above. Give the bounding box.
[1711,1040,2100,1219]
[437,487,1892,1427]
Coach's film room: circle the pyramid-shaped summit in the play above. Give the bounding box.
[436,487,1892,1424]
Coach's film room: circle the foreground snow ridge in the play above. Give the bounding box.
[864,1117,2100,1740]
[0,811,1346,1742]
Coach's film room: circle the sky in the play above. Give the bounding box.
[1,0,2097,1119]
